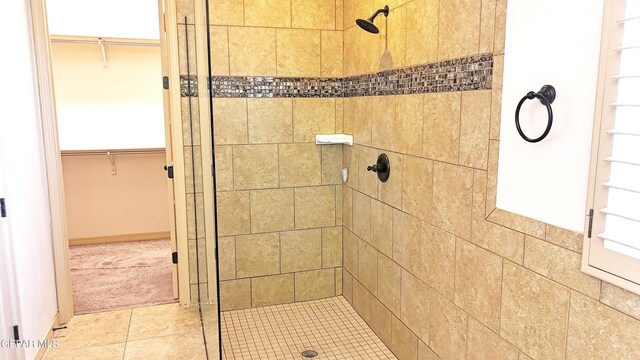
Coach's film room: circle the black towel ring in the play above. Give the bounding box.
[515,85,556,143]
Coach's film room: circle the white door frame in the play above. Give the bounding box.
[26,0,190,324]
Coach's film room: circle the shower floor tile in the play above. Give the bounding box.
[221,297,397,360]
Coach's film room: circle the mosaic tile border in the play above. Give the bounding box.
[180,75,198,97]
[180,54,493,98]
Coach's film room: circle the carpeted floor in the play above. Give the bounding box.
[69,239,176,314]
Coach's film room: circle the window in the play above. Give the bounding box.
[583,0,640,294]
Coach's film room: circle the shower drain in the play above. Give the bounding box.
[301,349,318,358]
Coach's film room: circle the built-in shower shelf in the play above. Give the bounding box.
[315,134,353,146]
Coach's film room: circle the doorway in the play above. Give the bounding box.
[44,0,180,315]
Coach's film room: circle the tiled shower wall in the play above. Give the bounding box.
[208,0,346,311]
[342,1,640,360]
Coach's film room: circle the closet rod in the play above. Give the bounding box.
[50,36,160,47]
[61,148,166,156]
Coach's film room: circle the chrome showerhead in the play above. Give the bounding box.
[356,5,389,34]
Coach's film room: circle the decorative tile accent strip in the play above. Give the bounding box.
[180,75,198,97]
[180,54,493,98]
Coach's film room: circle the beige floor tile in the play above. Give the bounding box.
[52,309,131,350]
[127,303,202,341]
[124,332,207,360]
[45,343,125,360]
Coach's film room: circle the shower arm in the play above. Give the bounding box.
[368,7,389,21]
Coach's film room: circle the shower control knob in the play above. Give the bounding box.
[367,154,391,182]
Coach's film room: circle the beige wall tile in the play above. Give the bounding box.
[251,274,295,307]
[600,282,640,321]
[479,0,496,53]
[358,146,379,198]
[467,317,518,360]
[354,97,372,146]
[233,144,278,190]
[422,224,456,300]
[336,0,344,30]
[460,90,491,169]
[378,254,401,316]
[220,279,251,311]
[405,0,439,66]
[490,55,504,140]
[178,25,196,74]
[186,193,205,240]
[217,191,251,236]
[401,270,430,343]
[213,98,247,145]
[181,97,200,146]
[525,236,601,300]
[235,232,280,278]
[438,0,481,60]
[567,291,640,359]
[500,262,570,360]
[215,146,233,191]
[335,267,343,295]
[184,146,203,194]
[418,341,440,360]
[321,31,344,77]
[378,151,403,209]
[188,239,208,284]
[293,98,336,143]
[292,0,336,29]
[280,229,322,273]
[343,144,359,192]
[546,224,583,253]
[454,239,502,331]
[295,186,336,229]
[428,291,468,360]
[344,229,359,278]
[392,210,423,278]
[209,26,230,76]
[423,92,461,163]
[432,162,473,240]
[402,155,433,222]
[391,316,418,360]
[295,269,336,301]
[343,186,353,231]
[336,185,343,225]
[176,0,194,23]
[250,188,294,233]
[218,236,236,281]
[244,0,291,27]
[247,98,293,144]
[279,143,322,187]
[352,190,371,242]
[228,27,276,76]
[379,6,406,70]
[486,140,499,214]
[472,219,525,264]
[494,0,507,54]
[276,29,321,77]
[343,0,373,31]
[371,96,396,151]
[395,94,423,156]
[322,226,343,268]
[358,240,378,295]
[369,297,393,347]
[322,145,343,185]
[487,209,546,240]
[210,0,244,26]
[370,199,393,257]
[343,268,354,302]
[353,279,372,322]
[335,98,345,132]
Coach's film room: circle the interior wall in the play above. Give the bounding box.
[0,1,59,358]
[50,43,165,151]
[343,1,640,360]
[200,0,346,311]
[62,154,170,240]
[497,0,604,231]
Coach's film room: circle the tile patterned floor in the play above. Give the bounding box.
[221,297,397,360]
[44,296,395,360]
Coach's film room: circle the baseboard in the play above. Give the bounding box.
[69,231,171,246]
[34,313,59,360]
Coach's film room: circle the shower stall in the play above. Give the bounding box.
[176,0,500,358]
